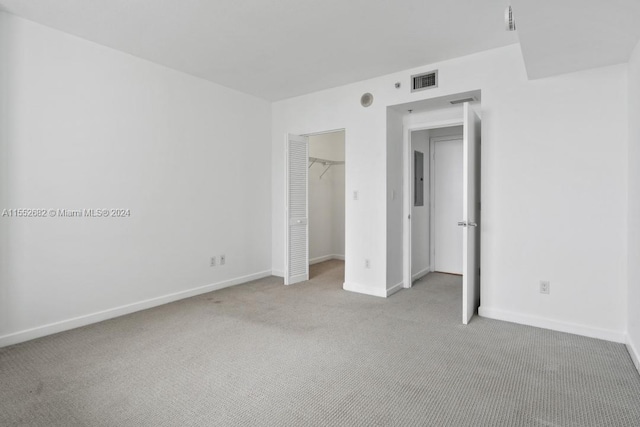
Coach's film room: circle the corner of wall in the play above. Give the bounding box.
[0,14,273,343]
[628,334,640,375]
[627,37,640,373]
[479,306,627,344]
[0,11,10,336]
[343,281,388,298]
[0,270,273,348]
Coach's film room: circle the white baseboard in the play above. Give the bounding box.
[309,254,345,265]
[0,270,273,348]
[411,266,431,283]
[274,255,345,278]
[386,281,404,297]
[628,335,640,375]
[478,306,626,343]
[343,281,387,298]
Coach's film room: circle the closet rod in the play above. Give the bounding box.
[308,156,345,166]
[308,156,344,179]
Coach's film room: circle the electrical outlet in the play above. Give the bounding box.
[210,257,217,267]
[353,190,359,200]
[540,280,550,294]
[365,259,370,269]
[220,254,226,265]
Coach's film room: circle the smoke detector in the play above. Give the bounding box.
[360,93,374,108]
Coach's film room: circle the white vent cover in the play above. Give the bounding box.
[411,70,438,92]
[505,6,516,31]
[450,97,476,105]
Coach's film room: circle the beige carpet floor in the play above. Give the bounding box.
[1,260,639,426]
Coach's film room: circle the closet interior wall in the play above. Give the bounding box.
[308,131,345,264]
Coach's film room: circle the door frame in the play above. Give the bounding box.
[429,135,464,275]
[284,128,346,285]
[403,119,463,289]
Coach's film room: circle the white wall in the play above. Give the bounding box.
[411,130,430,279]
[308,131,345,262]
[429,126,464,140]
[272,44,628,341]
[386,108,404,290]
[628,39,640,369]
[331,144,346,260]
[0,13,272,346]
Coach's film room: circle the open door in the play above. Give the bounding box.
[461,103,481,324]
[285,134,309,285]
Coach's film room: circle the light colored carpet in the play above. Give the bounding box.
[1,260,639,426]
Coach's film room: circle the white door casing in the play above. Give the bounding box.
[285,134,309,285]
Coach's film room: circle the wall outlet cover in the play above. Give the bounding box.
[540,280,550,294]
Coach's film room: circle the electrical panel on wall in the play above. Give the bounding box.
[414,150,424,206]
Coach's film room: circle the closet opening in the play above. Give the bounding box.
[308,130,345,282]
[284,129,345,286]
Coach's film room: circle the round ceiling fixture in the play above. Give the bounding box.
[360,93,374,108]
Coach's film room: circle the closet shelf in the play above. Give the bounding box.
[309,157,345,179]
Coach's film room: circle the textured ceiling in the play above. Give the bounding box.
[512,0,640,79]
[2,1,637,99]
[0,0,518,100]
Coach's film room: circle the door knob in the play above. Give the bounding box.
[458,221,478,227]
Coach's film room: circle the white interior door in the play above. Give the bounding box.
[285,134,309,285]
[461,103,481,324]
[433,138,463,275]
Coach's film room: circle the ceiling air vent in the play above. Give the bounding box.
[411,70,438,92]
[505,5,516,31]
[450,97,476,105]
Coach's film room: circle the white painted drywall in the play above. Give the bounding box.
[0,14,272,345]
[411,130,430,279]
[386,108,404,288]
[272,44,628,341]
[429,126,464,140]
[404,107,464,129]
[308,131,345,262]
[628,39,640,367]
[332,144,346,260]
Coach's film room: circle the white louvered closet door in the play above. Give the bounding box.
[285,134,309,285]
